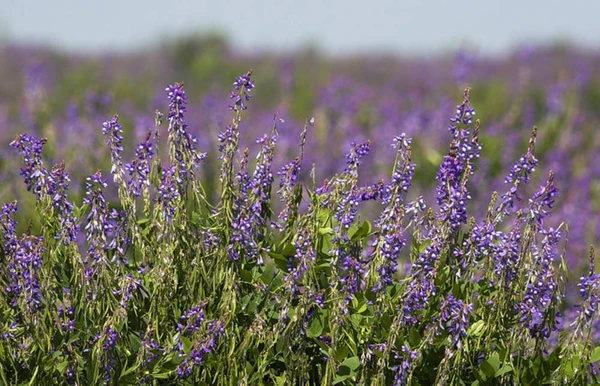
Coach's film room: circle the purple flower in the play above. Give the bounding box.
[469,221,499,261]
[492,225,522,288]
[49,161,79,244]
[10,134,49,199]
[369,135,415,293]
[436,90,480,232]
[386,135,416,204]
[157,166,180,226]
[439,293,473,347]
[176,314,224,379]
[273,157,302,229]
[102,115,124,177]
[178,302,208,336]
[217,125,235,156]
[229,71,254,111]
[577,247,600,322]
[0,202,18,257]
[401,278,436,326]
[102,326,118,352]
[165,83,207,183]
[166,83,187,122]
[229,134,277,261]
[113,273,141,309]
[5,235,45,314]
[125,131,154,197]
[371,232,405,292]
[345,140,371,176]
[57,289,75,333]
[83,171,110,281]
[449,90,476,127]
[499,128,538,219]
[101,325,118,383]
[107,209,129,266]
[284,229,316,296]
[526,171,558,227]
[518,228,560,339]
[392,345,418,386]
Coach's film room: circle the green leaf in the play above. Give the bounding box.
[261,262,275,285]
[74,203,89,218]
[408,327,421,347]
[333,357,360,384]
[350,313,364,328]
[318,227,333,235]
[333,368,352,384]
[480,352,500,378]
[306,312,324,338]
[334,345,349,361]
[120,364,139,378]
[129,333,141,354]
[180,336,193,354]
[191,211,202,227]
[269,271,284,291]
[321,236,333,255]
[281,243,297,257]
[273,375,286,386]
[418,239,431,253]
[355,302,367,314]
[495,364,513,377]
[137,217,151,226]
[239,269,253,283]
[468,320,485,337]
[341,356,360,371]
[56,361,69,375]
[591,346,600,363]
[349,221,372,241]
[314,262,331,270]
[268,252,289,271]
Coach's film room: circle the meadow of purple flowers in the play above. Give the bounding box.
[0,40,600,384]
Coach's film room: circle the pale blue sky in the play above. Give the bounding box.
[1,0,599,55]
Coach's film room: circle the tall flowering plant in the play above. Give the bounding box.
[0,73,598,386]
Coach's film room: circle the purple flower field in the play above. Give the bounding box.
[1,39,600,384]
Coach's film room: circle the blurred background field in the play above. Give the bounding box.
[1,1,599,289]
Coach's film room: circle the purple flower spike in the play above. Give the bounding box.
[439,293,473,347]
[165,83,206,183]
[125,131,154,197]
[102,115,124,176]
[10,134,49,199]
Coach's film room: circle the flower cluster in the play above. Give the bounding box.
[49,161,79,244]
[439,293,473,347]
[577,248,600,322]
[165,83,206,182]
[83,171,110,281]
[436,90,480,232]
[102,115,124,177]
[125,131,154,197]
[8,236,45,314]
[10,134,49,199]
[229,71,254,111]
[157,166,180,227]
[518,228,560,339]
